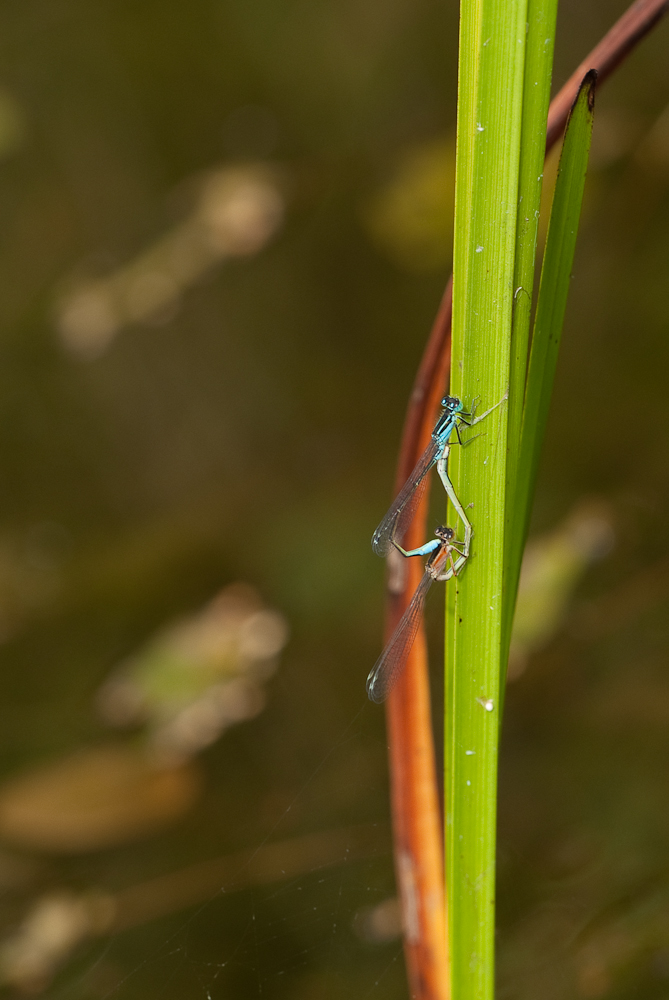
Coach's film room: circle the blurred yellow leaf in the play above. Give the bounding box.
[363,136,456,271]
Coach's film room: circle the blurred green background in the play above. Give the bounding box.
[0,0,666,997]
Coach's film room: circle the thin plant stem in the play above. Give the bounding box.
[385,281,453,1000]
[546,0,668,149]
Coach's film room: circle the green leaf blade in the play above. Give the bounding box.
[504,0,558,635]
[503,70,597,677]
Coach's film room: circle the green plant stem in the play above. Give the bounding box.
[445,0,528,996]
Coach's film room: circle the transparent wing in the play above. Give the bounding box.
[372,438,441,556]
[366,569,434,704]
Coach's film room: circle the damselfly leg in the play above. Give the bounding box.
[367,526,466,703]
[371,391,507,557]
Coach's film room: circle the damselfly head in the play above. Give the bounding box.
[440,394,461,412]
[435,525,455,542]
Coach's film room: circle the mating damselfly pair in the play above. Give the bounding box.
[367,392,506,703]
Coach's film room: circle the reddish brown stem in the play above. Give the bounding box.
[385,282,452,1000]
[546,0,669,150]
[382,2,668,998]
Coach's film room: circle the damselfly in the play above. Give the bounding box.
[371,393,506,559]
[366,525,466,703]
